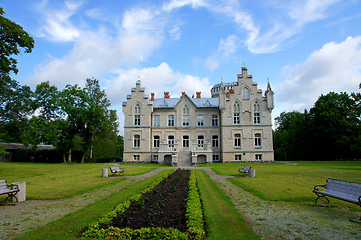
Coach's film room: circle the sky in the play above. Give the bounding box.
[2,0,361,135]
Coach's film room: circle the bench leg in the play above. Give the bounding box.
[5,193,18,202]
[315,195,329,205]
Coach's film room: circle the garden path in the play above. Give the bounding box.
[1,165,360,240]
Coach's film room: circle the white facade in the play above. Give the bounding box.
[122,67,274,165]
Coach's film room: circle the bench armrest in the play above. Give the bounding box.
[8,184,19,191]
[313,184,326,192]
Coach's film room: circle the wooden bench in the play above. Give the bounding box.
[313,178,361,221]
[238,166,252,175]
[0,179,20,202]
[109,166,125,176]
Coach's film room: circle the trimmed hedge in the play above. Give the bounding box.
[82,170,205,239]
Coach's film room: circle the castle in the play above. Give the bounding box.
[122,67,274,165]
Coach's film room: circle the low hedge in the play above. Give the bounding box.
[82,170,205,239]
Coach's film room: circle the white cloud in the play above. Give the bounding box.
[163,0,209,11]
[277,36,361,112]
[205,34,239,71]
[105,62,212,135]
[106,62,212,106]
[35,0,83,42]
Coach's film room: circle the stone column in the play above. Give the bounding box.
[249,169,256,178]
[11,182,26,202]
[102,168,108,177]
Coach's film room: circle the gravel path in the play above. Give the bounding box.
[1,166,360,240]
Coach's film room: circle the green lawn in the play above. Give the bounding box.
[1,161,361,239]
[14,170,173,240]
[212,161,361,204]
[0,162,157,200]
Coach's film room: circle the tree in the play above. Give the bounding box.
[0,8,35,144]
[58,84,87,162]
[79,78,111,163]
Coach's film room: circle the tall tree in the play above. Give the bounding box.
[79,78,111,163]
[0,8,34,145]
[59,84,87,162]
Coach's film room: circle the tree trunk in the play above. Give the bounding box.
[67,148,72,162]
[90,135,94,158]
[63,153,66,163]
[81,151,86,163]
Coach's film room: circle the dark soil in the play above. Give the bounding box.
[110,169,190,232]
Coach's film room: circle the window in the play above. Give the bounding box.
[255,133,262,147]
[134,115,140,126]
[154,115,160,127]
[235,155,242,161]
[135,103,141,113]
[234,133,241,148]
[153,135,160,148]
[234,101,240,124]
[183,105,189,115]
[212,135,219,148]
[133,155,140,161]
[243,88,250,100]
[183,115,189,126]
[212,115,218,126]
[183,135,189,148]
[197,135,204,148]
[168,115,174,126]
[254,101,261,124]
[153,154,158,162]
[168,135,175,150]
[255,154,262,161]
[197,115,204,126]
[213,154,220,162]
[134,135,140,148]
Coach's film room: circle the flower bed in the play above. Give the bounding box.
[82,169,205,239]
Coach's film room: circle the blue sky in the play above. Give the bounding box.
[2,0,361,134]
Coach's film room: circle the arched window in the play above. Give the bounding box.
[183,105,189,115]
[255,133,262,147]
[243,87,250,100]
[197,115,204,126]
[234,134,241,148]
[233,101,241,124]
[254,100,261,124]
[134,135,140,148]
[183,105,189,126]
[135,103,141,113]
[134,103,141,126]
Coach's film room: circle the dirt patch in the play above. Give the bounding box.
[110,169,190,232]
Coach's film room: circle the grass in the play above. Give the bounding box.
[195,170,260,240]
[14,169,173,240]
[212,161,361,205]
[0,162,157,200]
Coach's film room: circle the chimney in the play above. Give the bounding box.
[164,92,170,98]
[151,93,155,101]
[196,92,201,98]
[182,92,185,96]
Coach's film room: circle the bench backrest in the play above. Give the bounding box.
[326,178,361,196]
[110,166,120,171]
[0,179,8,191]
[244,166,251,171]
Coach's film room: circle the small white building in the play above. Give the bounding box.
[122,67,274,165]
